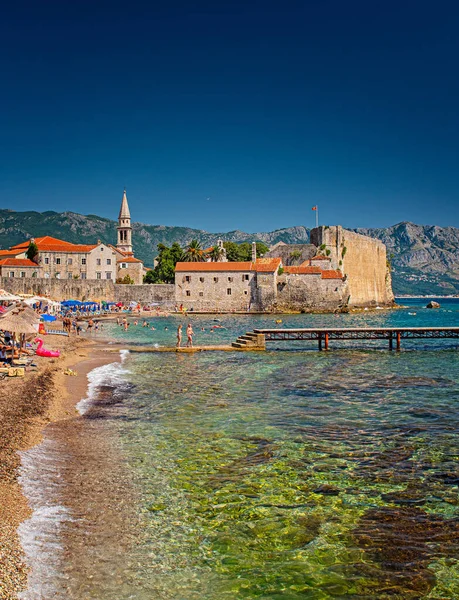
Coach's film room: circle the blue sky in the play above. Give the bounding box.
[1,0,459,231]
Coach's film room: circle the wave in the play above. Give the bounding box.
[76,350,130,415]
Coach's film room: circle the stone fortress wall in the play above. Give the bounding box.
[0,277,175,306]
[310,226,394,307]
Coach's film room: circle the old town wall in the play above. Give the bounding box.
[310,226,394,307]
[0,278,174,305]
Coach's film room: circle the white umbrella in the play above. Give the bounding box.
[0,289,21,301]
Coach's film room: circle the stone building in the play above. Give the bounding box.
[1,237,118,280]
[0,257,40,279]
[175,226,393,312]
[175,247,282,311]
[310,226,394,307]
[0,189,145,284]
[110,190,145,284]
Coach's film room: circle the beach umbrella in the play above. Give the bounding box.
[0,308,40,335]
[0,289,21,301]
[41,314,57,322]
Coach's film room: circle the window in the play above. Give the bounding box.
[106,272,112,280]
[96,272,101,280]
[186,290,191,297]
[68,258,73,265]
[227,288,231,295]
[185,276,191,283]
[96,258,101,266]
[199,277,204,283]
[101,247,104,251]
[106,259,111,265]
[20,271,26,278]
[243,274,249,281]
[68,273,73,279]
[228,276,233,282]
[213,277,219,283]
[44,257,49,265]
[56,258,61,265]
[81,273,86,280]
[121,263,127,269]
[55,273,60,279]
[244,290,248,295]
[82,258,87,265]
[199,291,204,296]
[9,272,14,278]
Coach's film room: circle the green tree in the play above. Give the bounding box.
[182,239,205,262]
[223,241,270,262]
[144,242,184,283]
[26,240,39,263]
[209,245,224,262]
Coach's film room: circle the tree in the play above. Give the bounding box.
[223,241,270,262]
[26,240,39,263]
[182,239,205,262]
[209,245,224,262]
[144,242,184,283]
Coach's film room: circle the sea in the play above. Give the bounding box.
[18,298,459,599]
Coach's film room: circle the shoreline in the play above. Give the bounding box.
[0,334,122,600]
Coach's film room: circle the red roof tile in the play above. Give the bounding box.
[321,269,344,279]
[310,255,331,261]
[175,261,253,272]
[254,258,282,272]
[284,266,322,274]
[0,258,38,267]
[11,236,98,253]
[0,249,23,257]
[118,257,142,264]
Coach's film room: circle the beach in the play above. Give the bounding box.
[0,334,120,600]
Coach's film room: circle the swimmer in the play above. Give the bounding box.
[151,326,156,330]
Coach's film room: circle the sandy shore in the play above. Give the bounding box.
[0,334,121,600]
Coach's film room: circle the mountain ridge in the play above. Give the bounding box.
[0,209,458,295]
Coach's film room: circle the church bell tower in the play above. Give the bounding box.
[117,189,133,255]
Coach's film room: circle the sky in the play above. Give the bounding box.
[1,0,459,232]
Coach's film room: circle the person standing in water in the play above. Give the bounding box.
[176,324,182,348]
[186,323,194,347]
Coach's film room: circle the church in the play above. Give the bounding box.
[110,190,145,284]
[0,190,145,284]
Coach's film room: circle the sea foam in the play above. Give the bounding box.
[76,350,130,415]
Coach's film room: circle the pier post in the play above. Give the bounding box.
[324,332,329,351]
[318,333,323,351]
[389,331,393,350]
[396,331,401,351]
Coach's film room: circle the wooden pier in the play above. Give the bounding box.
[249,327,459,351]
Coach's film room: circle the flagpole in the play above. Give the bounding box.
[316,206,319,229]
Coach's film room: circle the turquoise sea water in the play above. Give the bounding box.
[20,299,459,599]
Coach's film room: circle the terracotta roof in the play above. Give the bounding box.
[0,249,22,257]
[11,236,98,253]
[118,257,142,264]
[254,258,282,272]
[284,266,322,274]
[0,258,38,267]
[321,269,344,279]
[175,261,253,272]
[310,255,331,261]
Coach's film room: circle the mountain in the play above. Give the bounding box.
[0,209,458,295]
[355,222,459,295]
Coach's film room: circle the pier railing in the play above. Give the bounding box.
[252,327,459,350]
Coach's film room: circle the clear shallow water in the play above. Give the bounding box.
[21,300,459,599]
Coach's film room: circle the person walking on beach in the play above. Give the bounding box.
[186,322,194,347]
[176,324,182,348]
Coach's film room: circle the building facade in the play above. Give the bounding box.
[0,189,145,284]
